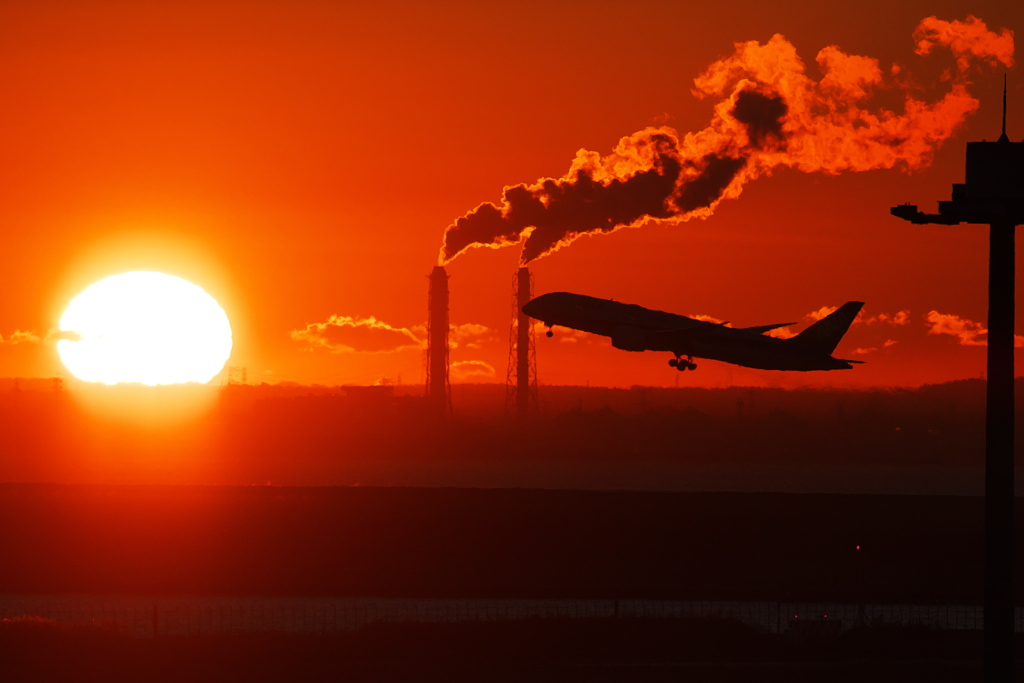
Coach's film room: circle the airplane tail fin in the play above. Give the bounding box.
[791,301,864,355]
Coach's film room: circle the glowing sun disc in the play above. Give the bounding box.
[58,271,232,385]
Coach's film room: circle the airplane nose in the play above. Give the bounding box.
[522,294,549,319]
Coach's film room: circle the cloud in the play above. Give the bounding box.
[690,314,729,326]
[884,339,899,348]
[532,321,595,344]
[12,330,40,344]
[921,310,1023,347]
[450,323,493,350]
[0,329,94,345]
[6,330,40,344]
[807,306,838,321]
[768,326,797,339]
[451,360,496,381]
[45,330,82,343]
[853,347,877,355]
[291,315,422,354]
[764,305,910,341]
[864,310,910,326]
[805,306,910,326]
[293,317,496,355]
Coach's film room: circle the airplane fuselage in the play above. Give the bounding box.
[522,292,859,372]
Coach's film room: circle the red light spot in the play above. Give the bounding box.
[856,545,861,550]
[823,614,828,618]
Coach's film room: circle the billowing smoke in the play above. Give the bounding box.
[914,15,1015,71]
[440,15,1014,265]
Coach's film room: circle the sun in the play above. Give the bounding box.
[57,271,232,385]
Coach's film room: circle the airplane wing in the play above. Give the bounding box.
[646,321,725,347]
[740,322,797,335]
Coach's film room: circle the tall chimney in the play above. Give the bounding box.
[516,267,531,419]
[426,266,450,415]
[506,266,537,420]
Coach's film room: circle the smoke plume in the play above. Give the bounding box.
[914,15,1015,72]
[440,16,1012,265]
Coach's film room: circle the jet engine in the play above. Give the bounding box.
[610,326,648,352]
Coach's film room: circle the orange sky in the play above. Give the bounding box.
[0,0,1021,390]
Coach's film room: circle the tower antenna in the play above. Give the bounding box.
[1000,73,1008,142]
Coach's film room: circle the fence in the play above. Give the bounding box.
[2,595,1021,637]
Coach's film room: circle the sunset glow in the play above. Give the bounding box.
[57,272,232,385]
[0,3,1018,390]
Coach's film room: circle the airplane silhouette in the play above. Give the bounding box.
[523,292,865,372]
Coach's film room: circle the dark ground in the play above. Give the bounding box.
[3,615,1022,683]
[3,484,1023,680]
[1,484,1021,603]
[2,378,1018,491]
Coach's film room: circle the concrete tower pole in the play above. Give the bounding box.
[985,219,1015,682]
[891,81,1020,681]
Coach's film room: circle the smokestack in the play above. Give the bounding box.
[517,267,531,419]
[506,266,537,420]
[426,265,450,415]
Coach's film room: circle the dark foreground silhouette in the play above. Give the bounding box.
[4,614,1021,683]
[2,485,1021,603]
[0,377,1017,491]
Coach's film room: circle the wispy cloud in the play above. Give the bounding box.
[293,316,494,354]
[925,310,987,346]
[291,315,422,354]
[0,329,80,345]
[532,321,595,344]
[5,330,41,344]
[451,359,496,381]
[806,305,910,326]
[690,314,731,326]
[807,305,838,322]
[45,330,82,343]
[768,326,797,339]
[863,310,910,326]
[921,310,1024,347]
[450,323,493,350]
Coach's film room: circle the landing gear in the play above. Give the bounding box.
[670,355,697,371]
[545,324,554,338]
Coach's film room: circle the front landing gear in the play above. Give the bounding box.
[669,355,697,372]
